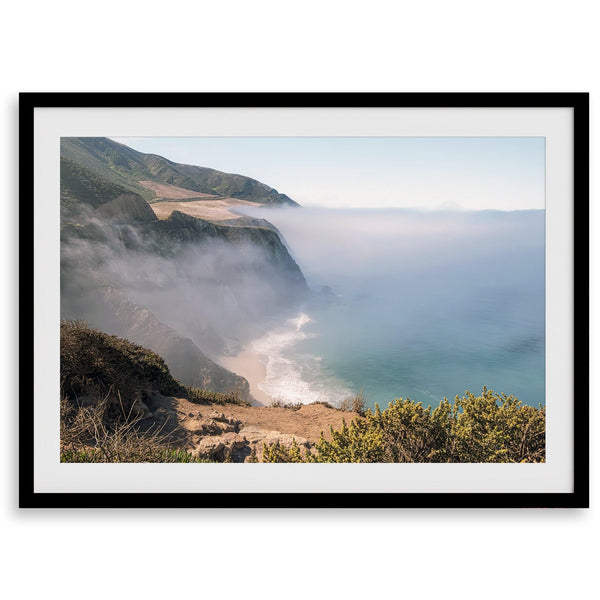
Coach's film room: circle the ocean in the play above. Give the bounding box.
[241,207,545,410]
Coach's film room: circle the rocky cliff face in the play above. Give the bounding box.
[143,210,307,290]
[61,202,308,402]
[60,136,308,403]
[97,287,251,399]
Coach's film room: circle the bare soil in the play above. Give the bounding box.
[152,393,359,445]
[139,180,219,200]
[150,198,264,222]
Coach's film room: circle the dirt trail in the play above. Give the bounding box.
[151,394,359,445]
[206,402,359,443]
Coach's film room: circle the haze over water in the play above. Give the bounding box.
[242,206,545,409]
[116,136,546,409]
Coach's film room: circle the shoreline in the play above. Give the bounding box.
[217,349,274,406]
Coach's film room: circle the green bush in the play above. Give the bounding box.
[60,319,249,407]
[60,319,183,402]
[262,439,306,463]
[444,389,546,462]
[309,418,386,463]
[60,320,249,463]
[262,388,545,463]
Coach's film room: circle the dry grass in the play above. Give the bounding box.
[60,391,201,463]
[339,390,367,416]
[150,198,264,222]
[138,180,219,200]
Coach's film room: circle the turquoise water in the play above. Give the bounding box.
[245,208,545,409]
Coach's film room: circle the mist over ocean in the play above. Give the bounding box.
[241,206,545,409]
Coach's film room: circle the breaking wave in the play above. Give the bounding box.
[251,312,353,405]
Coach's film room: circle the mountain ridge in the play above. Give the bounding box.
[60,137,300,215]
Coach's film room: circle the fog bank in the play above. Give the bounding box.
[239,206,545,407]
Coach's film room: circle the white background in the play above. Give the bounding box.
[1,1,597,599]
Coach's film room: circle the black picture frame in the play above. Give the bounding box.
[20,92,589,509]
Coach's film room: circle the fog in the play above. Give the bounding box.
[238,206,546,407]
[61,206,546,407]
[241,206,543,283]
[61,217,307,358]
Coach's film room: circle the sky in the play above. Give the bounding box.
[112,136,545,211]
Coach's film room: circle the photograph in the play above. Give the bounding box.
[59,134,547,464]
[22,94,588,507]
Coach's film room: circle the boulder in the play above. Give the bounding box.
[209,411,227,422]
[183,415,240,436]
[238,426,311,459]
[195,437,225,459]
[194,432,248,461]
[219,432,247,451]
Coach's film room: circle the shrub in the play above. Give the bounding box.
[60,319,183,404]
[269,399,303,410]
[369,399,448,462]
[60,393,205,463]
[263,389,545,464]
[186,386,250,407]
[317,389,544,463]
[339,390,367,416]
[308,400,337,410]
[262,439,306,463]
[443,388,545,463]
[60,319,250,408]
[310,418,386,463]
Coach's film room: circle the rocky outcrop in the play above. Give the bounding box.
[190,425,311,463]
[141,210,307,291]
[195,433,247,462]
[181,410,243,436]
[158,405,312,462]
[95,193,158,224]
[138,397,313,462]
[237,426,311,452]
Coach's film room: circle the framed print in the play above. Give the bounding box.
[20,93,589,508]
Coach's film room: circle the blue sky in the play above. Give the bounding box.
[112,137,545,211]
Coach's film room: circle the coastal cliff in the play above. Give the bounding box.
[60,137,307,403]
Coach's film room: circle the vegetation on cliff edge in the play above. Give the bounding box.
[60,321,249,462]
[60,321,545,464]
[262,389,545,463]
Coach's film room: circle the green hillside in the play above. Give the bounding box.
[61,320,247,408]
[60,157,143,218]
[60,137,300,207]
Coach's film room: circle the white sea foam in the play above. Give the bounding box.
[251,312,352,405]
[291,312,312,331]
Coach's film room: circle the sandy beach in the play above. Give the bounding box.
[217,349,274,406]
